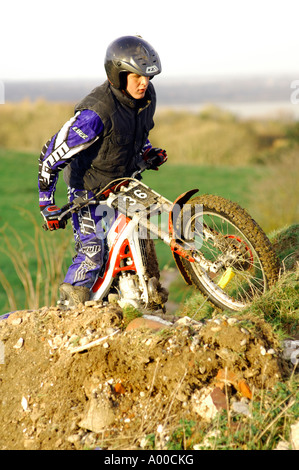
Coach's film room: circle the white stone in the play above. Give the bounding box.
[232,401,251,417]
[13,338,24,349]
[191,388,218,421]
[21,396,29,412]
[291,420,299,450]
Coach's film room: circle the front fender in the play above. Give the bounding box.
[168,188,198,243]
[169,189,198,283]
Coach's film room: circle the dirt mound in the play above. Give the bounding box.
[0,299,290,450]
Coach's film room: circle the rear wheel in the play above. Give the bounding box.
[178,195,280,312]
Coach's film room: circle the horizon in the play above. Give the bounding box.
[2,74,296,103]
[2,74,298,120]
[2,71,298,84]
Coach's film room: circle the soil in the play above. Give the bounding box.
[0,298,292,450]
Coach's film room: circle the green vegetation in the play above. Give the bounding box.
[142,379,299,450]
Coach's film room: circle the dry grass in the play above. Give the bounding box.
[0,99,73,152]
[1,100,297,167]
[252,149,299,232]
[151,107,259,165]
[0,211,72,311]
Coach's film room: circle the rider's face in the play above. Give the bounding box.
[126,73,150,99]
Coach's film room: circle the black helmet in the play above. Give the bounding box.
[104,35,161,89]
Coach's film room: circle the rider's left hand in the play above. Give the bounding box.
[142,147,167,170]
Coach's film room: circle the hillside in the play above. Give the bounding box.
[0,226,298,451]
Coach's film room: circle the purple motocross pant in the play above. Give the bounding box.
[63,188,115,288]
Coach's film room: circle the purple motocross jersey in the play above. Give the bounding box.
[38,109,152,206]
[38,109,104,206]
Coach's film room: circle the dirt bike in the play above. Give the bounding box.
[48,164,280,313]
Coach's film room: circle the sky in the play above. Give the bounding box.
[1,0,298,82]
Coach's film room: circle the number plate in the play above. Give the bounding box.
[111,182,165,215]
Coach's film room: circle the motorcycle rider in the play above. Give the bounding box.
[38,35,167,307]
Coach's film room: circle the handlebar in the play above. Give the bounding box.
[55,161,150,225]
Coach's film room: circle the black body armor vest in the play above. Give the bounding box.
[63,80,156,191]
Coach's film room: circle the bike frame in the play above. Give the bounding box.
[91,213,149,303]
[87,179,200,306]
[56,176,209,307]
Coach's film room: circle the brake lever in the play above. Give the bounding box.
[131,160,148,179]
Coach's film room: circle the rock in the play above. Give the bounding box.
[216,368,238,387]
[84,301,98,307]
[82,432,97,447]
[126,316,171,332]
[21,396,29,412]
[275,440,290,450]
[211,326,221,332]
[13,338,24,349]
[79,337,90,347]
[232,401,251,416]
[114,383,126,394]
[175,316,202,327]
[238,380,252,400]
[291,420,299,450]
[210,387,228,411]
[191,388,218,421]
[215,369,252,399]
[283,340,299,365]
[67,434,81,444]
[240,327,250,335]
[6,311,24,325]
[260,346,267,355]
[79,397,115,433]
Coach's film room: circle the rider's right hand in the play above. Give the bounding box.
[40,205,67,231]
[142,147,167,171]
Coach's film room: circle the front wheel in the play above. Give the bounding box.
[178,195,280,312]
